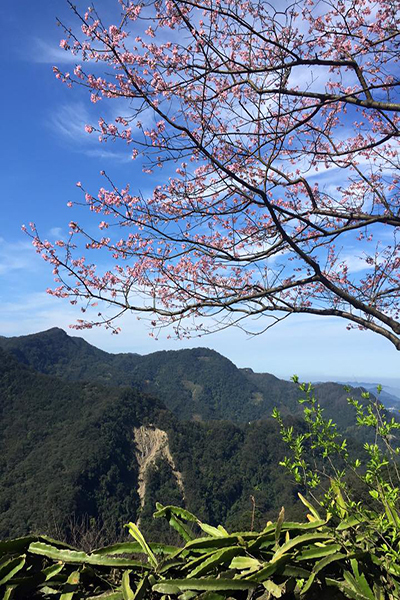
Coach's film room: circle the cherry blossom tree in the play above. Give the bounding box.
[28,0,400,347]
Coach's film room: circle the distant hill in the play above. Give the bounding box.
[338,381,400,411]
[0,328,370,429]
[0,328,383,542]
[0,343,305,541]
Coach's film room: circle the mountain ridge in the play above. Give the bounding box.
[0,328,377,426]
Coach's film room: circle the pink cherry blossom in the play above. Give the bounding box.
[28,0,400,348]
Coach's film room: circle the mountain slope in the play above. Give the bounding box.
[0,345,305,541]
[0,328,371,426]
[0,347,163,539]
[0,331,378,542]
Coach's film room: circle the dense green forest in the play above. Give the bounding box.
[0,329,385,543]
[0,328,375,426]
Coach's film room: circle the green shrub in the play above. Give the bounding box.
[1,382,399,599]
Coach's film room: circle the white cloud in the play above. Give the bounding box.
[49,102,132,161]
[0,238,36,276]
[31,37,80,65]
[49,102,93,143]
[49,227,63,238]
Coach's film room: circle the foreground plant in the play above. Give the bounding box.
[273,378,400,597]
[1,495,399,599]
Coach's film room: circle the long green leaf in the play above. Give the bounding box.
[0,556,26,586]
[336,516,362,531]
[122,570,134,600]
[0,536,72,556]
[153,504,197,541]
[86,593,124,600]
[187,547,243,577]
[297,493,321,521]
[2,586,16,600]
[125,523,158,569]
[28,542,149,568]
[152,578,257,592]
[245,555,288,582]
[198,523,228,538]
[274,507,285,548]
[153,504,197,522]
[229,556,262,570]
[133,576,150,600]
[184,535,249,551]
[301,552,346,595]
[43,562,65,581]
[297,543,342,560]
[350,559,375,600]
[271,532,333,562]
[93,542,179,556]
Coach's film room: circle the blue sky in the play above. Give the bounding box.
[0,0,399,388]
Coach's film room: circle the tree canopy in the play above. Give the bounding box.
[29,0,400,347]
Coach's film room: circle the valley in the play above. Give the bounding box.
[0,328,392,542]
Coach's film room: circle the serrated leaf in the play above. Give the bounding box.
[187,546,243,577]
[274,507,285,548]
[343,570,374,600]
[229,556,262,570]
[86,592,124,599]
[133,576,150,600]
[43,562,65,581]
[0,536,72,556]
[298,493,321,520]
[301,552,346,595]
[179,592,198,600]
[272,532,333,562]
[297,543,342,560]
[153,504,197,542]
[93,542,179,556]
[350,559,375,600]
[29,542,148,568]
[151,582,182,595]
[195,593,225,600]
[245,555,288,582]
[198,523,228,538]
[263,580,285,598]
[154,504,197,522]
[152,578,257,592]
[184,536,246,551]
[336,516,361,531]
[122,570,134,600]
[2,586,16,600]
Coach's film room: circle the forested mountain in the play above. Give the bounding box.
[0,342,304,541]
[0,347,163,539]
[0,328,371,427]
[0,328,379,542]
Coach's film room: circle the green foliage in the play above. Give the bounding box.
[0,344,306,541]
[273,378,400,594]
[0,328,375,425]
[1,355,399,598]
[0,348,163,540]
[1,502,399,599]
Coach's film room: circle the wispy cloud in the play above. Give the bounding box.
[49,102,132,161]
[31,37,79,65]
[48,227,63,239]
[49,101,93,143]
[86,149,132,162]
[0,238,36,276]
